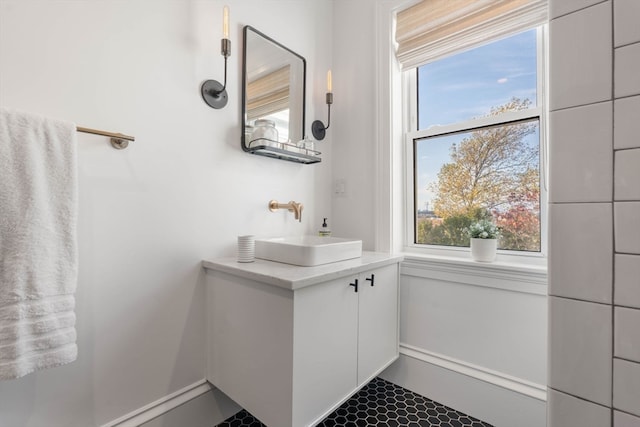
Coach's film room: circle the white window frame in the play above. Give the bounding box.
[402,26,549,266]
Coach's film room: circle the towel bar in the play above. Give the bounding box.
[76,126,135,150]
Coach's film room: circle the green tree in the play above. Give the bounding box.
[430,98,538,219]
[417,209,487,246]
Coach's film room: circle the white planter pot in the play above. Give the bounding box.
[470,238,497,262]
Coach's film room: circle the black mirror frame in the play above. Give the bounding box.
[241,25,307,151]
[241,26,319,164]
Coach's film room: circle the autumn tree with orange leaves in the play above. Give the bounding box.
[420,98,541,251]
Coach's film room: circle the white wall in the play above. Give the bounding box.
[0,1,332,425]
[329,0,377,249]
[381,259,548,427]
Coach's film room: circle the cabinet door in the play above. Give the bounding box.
[292,276,359,426]
[357,264,399,385]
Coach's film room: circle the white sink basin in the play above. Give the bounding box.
[255,236,363,266]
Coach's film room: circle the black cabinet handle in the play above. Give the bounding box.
[366,274,375,287]
[349,279,359,293]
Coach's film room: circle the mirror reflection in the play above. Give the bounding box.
[242,26,306,150]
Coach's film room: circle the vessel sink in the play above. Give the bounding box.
[254,236,363,266]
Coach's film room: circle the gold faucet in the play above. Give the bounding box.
[269,200,304,222]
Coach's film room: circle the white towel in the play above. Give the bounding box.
[0,107,78,380]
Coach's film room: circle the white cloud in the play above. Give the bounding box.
[497,77,508,84]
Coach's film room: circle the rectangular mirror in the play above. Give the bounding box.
[241,26,320,164]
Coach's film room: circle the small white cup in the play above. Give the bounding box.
[237,235,255,263]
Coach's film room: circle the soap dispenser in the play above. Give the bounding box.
[319,218,331,237]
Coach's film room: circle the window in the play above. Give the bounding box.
[405,27,546,255]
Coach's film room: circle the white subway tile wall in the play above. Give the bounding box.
[615,42,640,98]
[549,2,612,110]
[615,149,640,200]
[548,389,611,427]
[614,96,640,149]
[549,297,612,405]
[613,359,640,417]
[614,307,640,362]
[549,0,640,425]
[549,102,612,203]
[615,254,640,309]
[549,203,613,303]
[614,202,640,254]
[615,410,640,427]
[613,0,640,47]
[549,0,608,20]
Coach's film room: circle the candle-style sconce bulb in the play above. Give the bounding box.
[222,5,229,39]
[201,5,231,109]
[312,70,333,140]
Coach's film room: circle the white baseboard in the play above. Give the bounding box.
[400,344,547,401]
[99,347,546,427]
[382,347,547,427]
[101,380,212,427]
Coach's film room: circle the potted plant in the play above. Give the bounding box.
[467,218,500,262]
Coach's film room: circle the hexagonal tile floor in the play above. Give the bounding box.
[215,377,494,426]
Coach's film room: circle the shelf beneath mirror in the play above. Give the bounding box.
[245,140,321,164]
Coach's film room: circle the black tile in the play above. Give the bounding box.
[215,377,494,427]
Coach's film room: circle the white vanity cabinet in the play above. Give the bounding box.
[203,253,402,427]
[354,265,400,384]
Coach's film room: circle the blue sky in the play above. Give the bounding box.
[415,29,538,212]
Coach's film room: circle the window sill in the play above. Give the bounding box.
[400,250,548,295]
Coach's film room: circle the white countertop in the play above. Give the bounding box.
[202,251,404,290]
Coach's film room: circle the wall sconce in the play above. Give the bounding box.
[312,70,333,140]
[201,5,231,109]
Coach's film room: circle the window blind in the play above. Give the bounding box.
[395,0,547,69]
